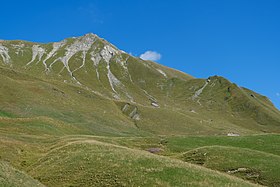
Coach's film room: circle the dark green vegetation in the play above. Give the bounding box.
[0,34,279,186]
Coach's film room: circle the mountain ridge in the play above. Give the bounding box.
[0,33,279,136]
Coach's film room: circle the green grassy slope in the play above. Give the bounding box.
[29,140,259,187]
[1,34,280,136]
[0,161,44,187]
[0,65,279,137]
[2,116,279,186]
[88,134,280,186]
[0,34,280,186]
[0,123,264,187]
[181,146,280,186]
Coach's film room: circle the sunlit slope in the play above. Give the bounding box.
[0,33,279,136]
[0,161,44,187]
[180,146,280,186]
[27,138,257,187]
[1,117,278,186]
[1,66,279,136]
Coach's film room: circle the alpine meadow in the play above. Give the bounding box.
[0,32,279,187]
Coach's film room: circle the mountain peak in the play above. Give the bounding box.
[0,33,279,137]
[80,33,98,39]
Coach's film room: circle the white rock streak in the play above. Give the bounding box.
[0,45,10,64]
[192,81,209,100]
[43,41,65,72]
[107,66,120,93]
[90,51,102,80]
[100,45,117,63]
[100,45,121,93]
[26,45,45,66]
[96,45,133,101]
[52,34,96,83]
[49,58,60,69]
[157,69,167,78]
[11,44,25,56]
[72,51,86,73]
[95,69,100,80]
[90,52,102,67]
[143,89,157,103]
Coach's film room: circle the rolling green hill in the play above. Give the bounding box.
[0,161,44,187]
[0,33,279,186]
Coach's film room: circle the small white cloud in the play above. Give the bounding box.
[140,51,161,61]
[276,93,280,97]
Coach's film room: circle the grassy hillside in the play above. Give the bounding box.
[1,116,278,186]
[86,134,280,186]
[0,34,279,186]
[0,129,258,187]
[0,161,44,187]
[0,65,279,137]
[181,146,280,186]
[29,139,259,187]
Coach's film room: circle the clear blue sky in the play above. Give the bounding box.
[1,0,280,109]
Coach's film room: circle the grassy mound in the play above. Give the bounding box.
[28,139,257,187]
[0,161,44,187]
[180,146,280,186]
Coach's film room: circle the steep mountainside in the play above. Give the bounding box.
[0,33,279,136]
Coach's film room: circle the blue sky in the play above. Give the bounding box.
[1,0,280,109]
